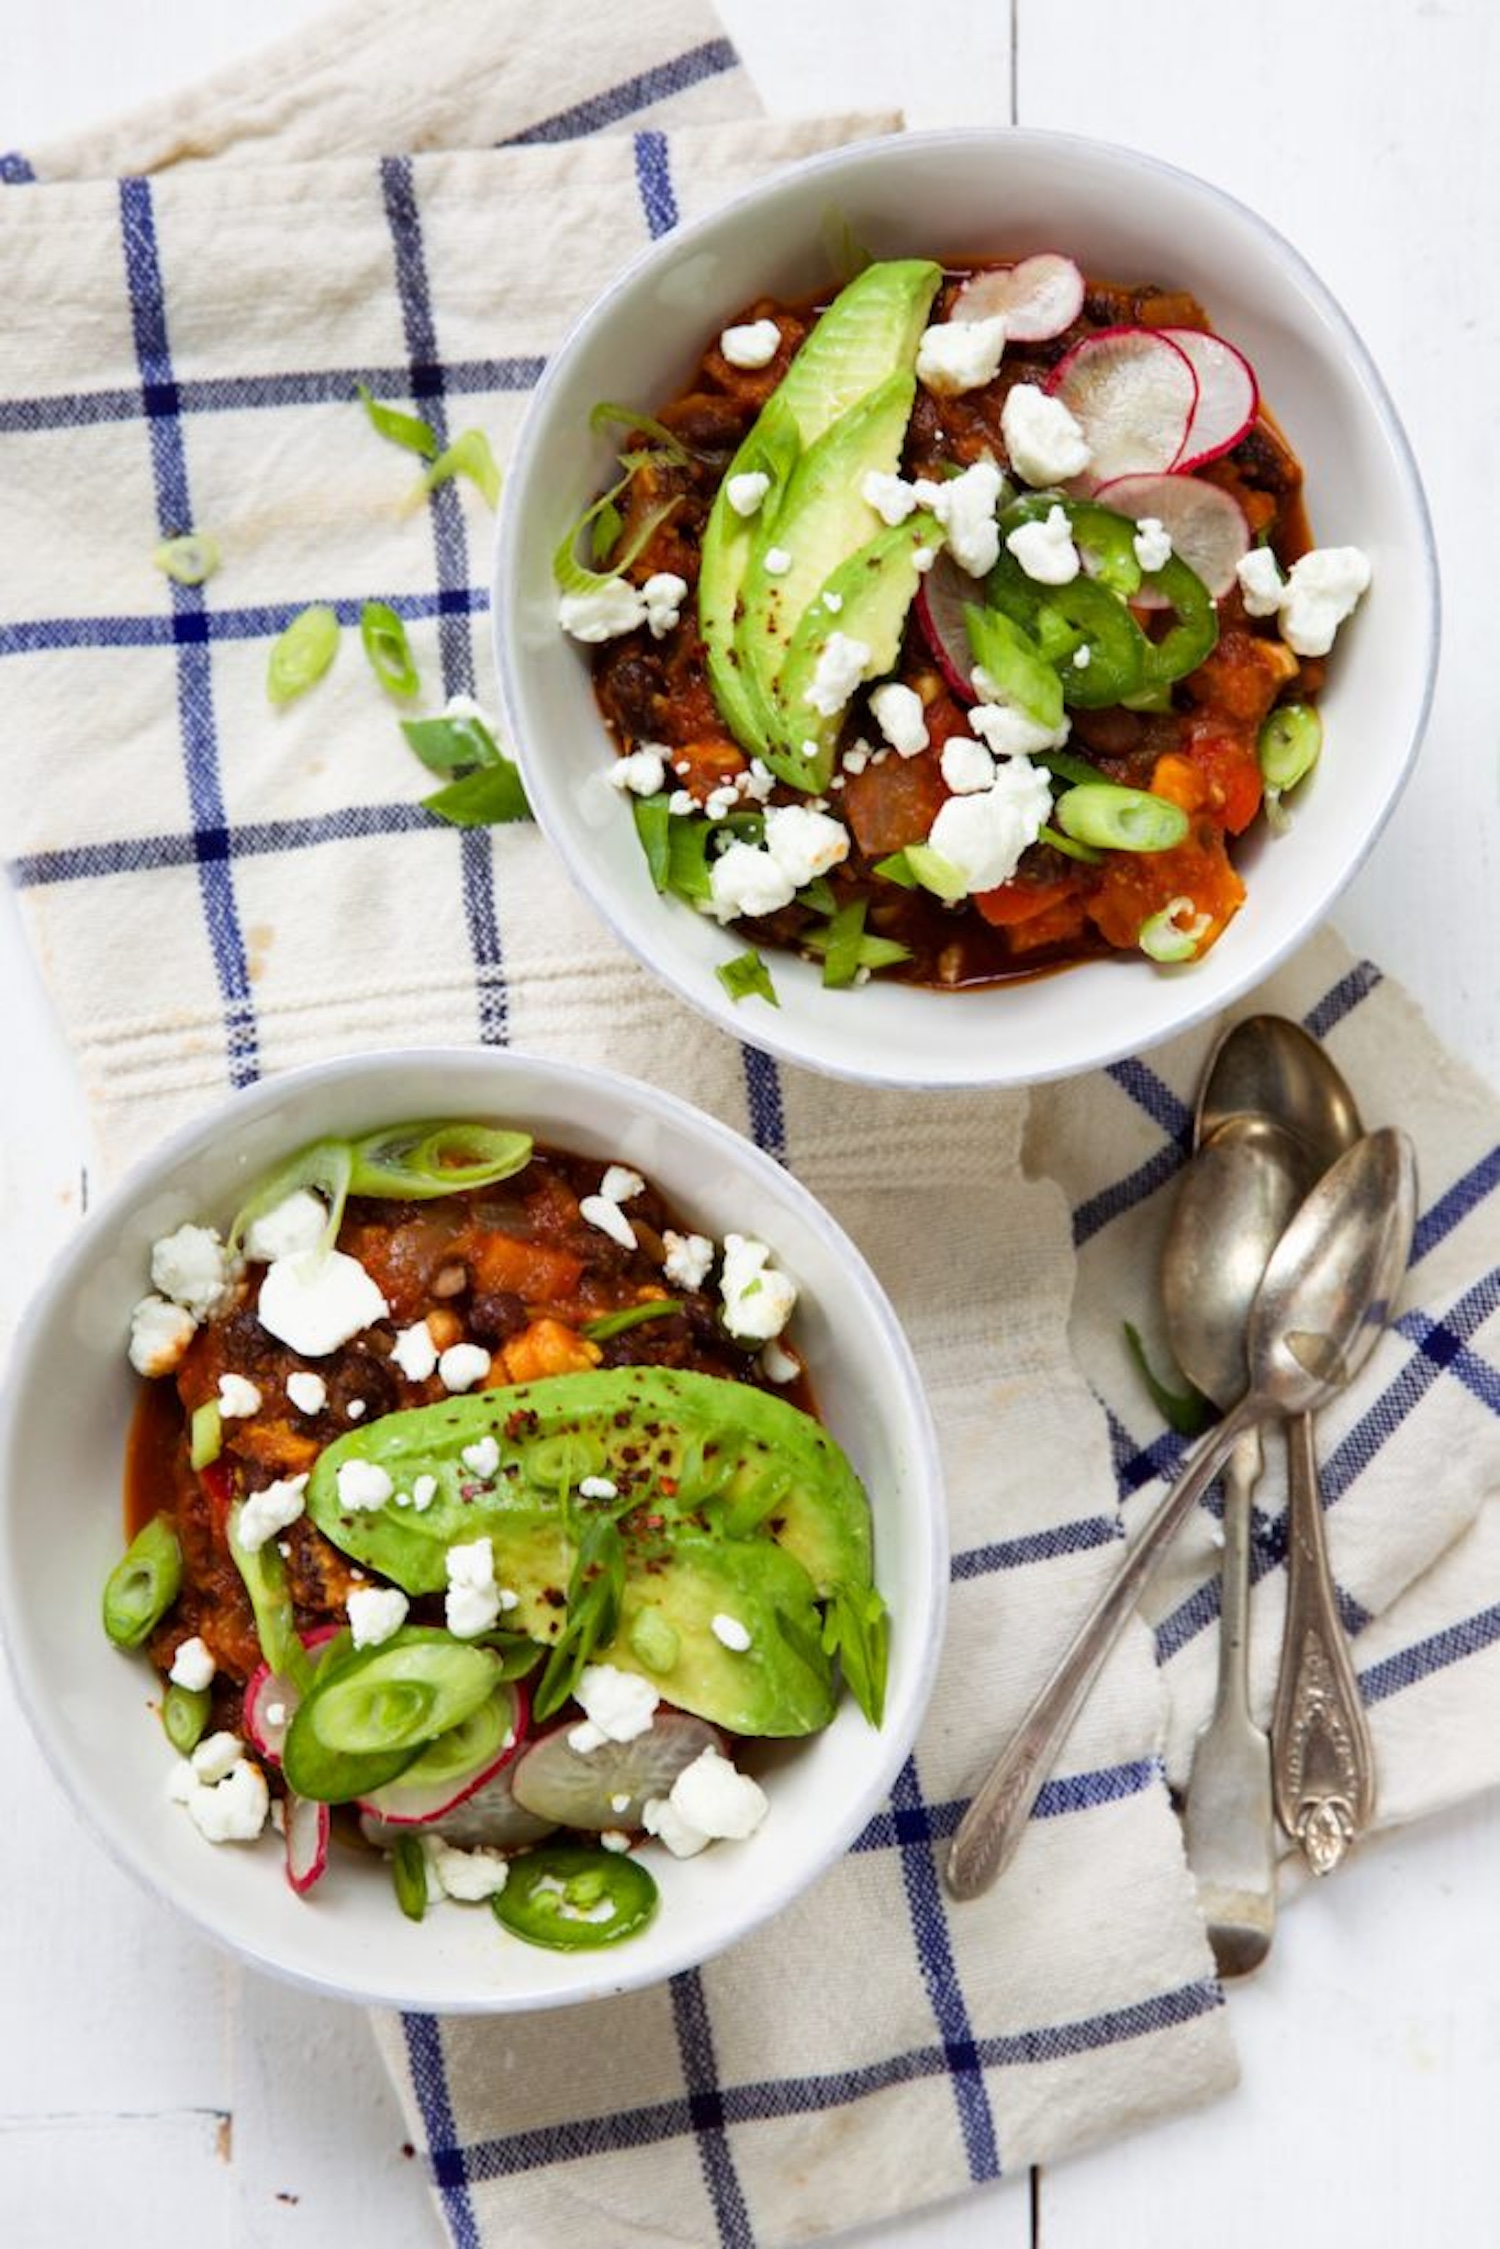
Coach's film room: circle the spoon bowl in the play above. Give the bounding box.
[1197,1015,1364,1173]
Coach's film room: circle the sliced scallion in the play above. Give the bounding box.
[162,1681,211,1756]
[1258,701,1323,792]
[153,533,220,587]
[421,428,502,509]
[422,762,531,826]
[267,605,340,706]
[1053,783,1188,855]
[818,899,869,989]
[1123,1321,1213,1437]
[873,850,918,890]
[391,1833,428,1922]
[901,843,968,901]
[356,382,439,460]
[716,949,779,1007]
[580,1299,683,1342]
[360,602,420,700]
[400,710,501,776]
[1040,824,1103,866]
[190,1400,223,1471]
[345,1120,532,1201]
[588,401,691,463]
[532,1518,627,1722]
[102,1516,182,1649]
[631,793,672,892]
[228,1135,352,1257]
[553,458,681,600]
[1138,896,1212,964]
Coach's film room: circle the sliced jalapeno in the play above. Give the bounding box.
[492,1843,659,1950]
[1135,553,1219,688]
[102,1515,182,1649]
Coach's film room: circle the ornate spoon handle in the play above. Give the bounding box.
[1271,1409,1375,1873]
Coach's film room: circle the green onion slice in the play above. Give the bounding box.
[580,1300,683,1342]
[267,604,340,706]
[227,1503,311,1689]
[631,793,672,892]
[153,533,220,587]
[422,763,531,827]
[356,382,439,460]
[400,710,501,776]
[553,456,681,600]
[190,1400,223,1471]
[716,949,779,1007]
[101,1516,182,1650]
[902,843,968,901]
[360,602,421,700]
[1258,700,1323,792]
[588,401,691,463]
[229,1136,353,1257]
[532,1517,627,1722]
[391,1833,429,1922]
[422,429,502,509]
[820,1580,889,1727]
[1123,1321,1214,1437]
[800,925,912,974]
[345,1120,533,1201]
[1039,823,1104,865]
[162,1682,212,1757]
[1138,896,1212,964]
[1052,783,1189,855]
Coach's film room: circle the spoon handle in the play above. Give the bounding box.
[945,1397,1260,1901]
[1271,1409,1376,1873]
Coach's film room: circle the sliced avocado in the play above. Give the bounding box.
[736,371,917,774]
[772,510,945,792]
[697,259,941,761]
[605,1531,837,1736]
[303,1366,875,1600]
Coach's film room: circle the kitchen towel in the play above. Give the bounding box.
[1,3,1496,2244]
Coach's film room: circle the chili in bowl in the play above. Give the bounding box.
[495,129,1437,1089]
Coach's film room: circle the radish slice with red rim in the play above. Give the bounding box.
[914,554,982,703]
[1046,326,1198,487]
[355,1680,526,1827]
[950,253,1084,342]
[361,1762,558,1853]
[1094,473,1251,602]
[243,1624,342,1765]
[283,1790,330,1895]
[511,1708,724,1831]
[1158,328,1258,470]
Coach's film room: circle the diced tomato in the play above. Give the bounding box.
[200,1458,235,1535]
[843,748,948,857]
[973,876,1081,928]
[468,1231,586,1305]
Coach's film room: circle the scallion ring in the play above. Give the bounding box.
[102,1516,182,1650]
[267,605,340,706]
[360,602,420,700]
[1138,895,1212,963]
[153,533,220,587]
[1052,783,1189,855]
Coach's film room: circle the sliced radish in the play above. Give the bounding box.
[1046,327,1198,488]
[950,253,1085,342]
[243,1624,342,1765]
[356,1680,526,1827]
[1158,328,1258,470]
[511,1708,724,1831]
[915,554,981,703]
[283,1790,330,1895]
[360,1761,557,1853]
[1094,473,1252,601]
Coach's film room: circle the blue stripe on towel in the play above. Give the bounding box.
[669,1972,755,2247]
[502,38,739,145]
[0,582,489,661]
[0,355,542,437]
[117,175,259,1089]
[1360,1598,1500,1704]
[379,155,508,1045]
[0,151,36,183]
[402,2013,482,2249]
[633,129,680,238]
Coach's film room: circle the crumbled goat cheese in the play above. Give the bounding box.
[707,840,797,924]
[763,803,850,888]
[719,1232,797,1342]
[868,680,928,757]
[710,1613,752,1653]
[1236,547,1286,616]
[411,1473,438,1513]
[760,1338,799,1384]
[967,688,1070,760]
[741,759,776,802]
[662,1230,715,1290]
[175,1754,270,1845]
[1132,516,1174,573]
[1005,504,1080,586]
[1073,645,1092,670]
[567,1663,660,1754]
[862,469,918,525]
[668,787,697,815]
[391,1320,439,1382]
[916,313,1006,397]
[347,1585,409,1649]
[641,572,688,639]
[423,1835,510,1901]
[580,1193,637,1250]
[803,630,872,718]
[1278,546,1372,657]
[999,382,1092,486]
[643,1746,769,1857]
[579,1475,618,1500]
[558,577,647,643]
[285,1370,327,1415]
[600,1829,631,1853]
[191,1731,246,1786]
[236,1474,309,1554]
[439,1342,492,1394]
[726,470,771,516]
[941,735,998,795]
[608,747,667,797]
[911,458,1006,578]
[446,1536,501,1638]
[258,1248,388,1357]
[841,744,870,776]
[216,1373,261,1419]
[704,783,740,820]
[128,1295,198,1378]
[336,1458,394,1513]
[347,1400,367,1421]
[242,1189,328,1265]
[169,1636,216,1691]
[822,590,844,614]
[926,757,1053,895]
[462,1434,501,1478]
[719,318,781,369]
[151,1224,238,1320]
[763,546,793,576]
[599,1164,645,1204]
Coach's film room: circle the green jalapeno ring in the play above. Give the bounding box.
[492,1843,660,1951]
[1134,553,1220,688]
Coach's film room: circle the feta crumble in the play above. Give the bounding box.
[710,1613,752,1653]
[760,1337,799,1385]
[1278,546,1372,657]
[1000,382,1092,486]
[347,1585,409,1649]
[445,1535,501,1638]
[423,1835,510,1902]
[764,803,850,887]
[1132,516,1174,573]
[803,631,872,719]
[926,757,1053,895]
[662,1230,715,1290]
[607,747,667,797]
[911,458,1006,578]
[461,1434,501,1478]
[172,1753,270,1845]
[861,469,918,526]
[642,1747,769,1858]
[1005,504,1080,586]
[719,318,781,369]
[916,313,1006,397]
[336,1458,393,1513]
[242,1189,328,1265]
[640,572,688,639]
[1236,547,1285,616]
[941,735,998,795]
[580,1194,637,1250]
[257,1248,388,1357]
[169,1636,216,1692]
[151,1224,239,1320]
[762,546,792,576]
[719,1232,797,1342]
[128,1295,198,1378]
[391,1320,439,1382]
[438,1342,492,1394]
[558,577,647,643]
[707,841,797,924]
[236,1474,309,1554]
[578,1475,618,1500]
[217,1373,261,1419]
[868,681,928,757]
[967,692,1069,760]
[285,1370,327,1415]
[726,470,771,517]
[599,1164,646,1204]
[567,1663,660,1754]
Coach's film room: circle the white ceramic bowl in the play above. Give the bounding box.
[0,1049,944,2012]
[495,127,1438,1089]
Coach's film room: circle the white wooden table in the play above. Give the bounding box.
[2,3,1496,2243]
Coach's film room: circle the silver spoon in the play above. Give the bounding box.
[945,1127,1417,1902]
[1200,1016,1375,1872]
[1164,1112,1319,1975]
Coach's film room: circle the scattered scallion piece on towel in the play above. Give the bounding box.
[356,381,439,460]
[268,604,340,705]
[360,601,421,700]
[716,950,779,1007]
[422,762,531,827]
[1122,1321,1214,1436]
[153,533,220,587]
[400,710,502,776]
[421,429,502,508]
